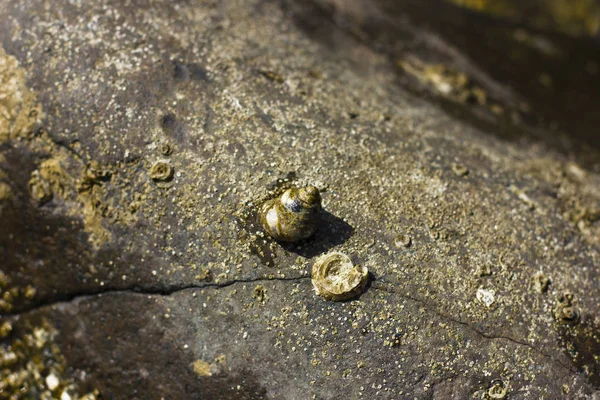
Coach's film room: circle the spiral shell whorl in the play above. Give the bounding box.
[259,186,321,242]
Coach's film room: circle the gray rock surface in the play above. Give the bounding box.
[0,0,599,399]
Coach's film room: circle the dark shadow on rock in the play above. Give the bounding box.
[0,143,166,314]
[173,60,209,83]
[0,143,96,312]
[284,0,600,169]
[558,315,600,389]
[363,270,375,292]
[49,293,268,400]
[280,209,354,258]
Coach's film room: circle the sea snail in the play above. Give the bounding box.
[311,252,368,301]
[259,186,321,242]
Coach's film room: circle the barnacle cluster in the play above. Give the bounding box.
[0,321,99,400]
[311,252,368,301]
[0,270,36,312]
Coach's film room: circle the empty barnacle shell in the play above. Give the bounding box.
[259,186,321,242]
[481,379,509,399]
[159,142,173,156]
[554,294,580,324]
[149,161,174,182]
[311,252,368,301]
[451,163,469,177]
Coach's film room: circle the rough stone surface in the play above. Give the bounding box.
[0,0,599,399]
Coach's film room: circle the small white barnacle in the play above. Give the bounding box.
[259,186,321,242]
[311,252,368,301]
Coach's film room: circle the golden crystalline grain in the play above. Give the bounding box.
[259,186,321,242]
[311,252,368,301]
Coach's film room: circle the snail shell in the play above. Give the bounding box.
[311,252,368,301]
[259,186,321,242]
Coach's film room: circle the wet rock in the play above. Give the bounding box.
[0,0,599,399]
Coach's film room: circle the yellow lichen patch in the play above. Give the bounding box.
[193,359,213,377]
[0,322,12,338]
[446,0,518,16]
[0,182,12,202]
[547,0,600,36]
[447,0,600,37]
[193,355,226,377]
[38,156,71,199]
[398,58,489,107]
[0,44,143,248]
[252,285,268,304]
[28,170,53,204]
[77,185,113,247]
[0,47,43,142]
[0,320,99,399]
[25,150,113,247]
[0,155,12,211]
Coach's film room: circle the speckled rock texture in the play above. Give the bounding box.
[0,0,599,399]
